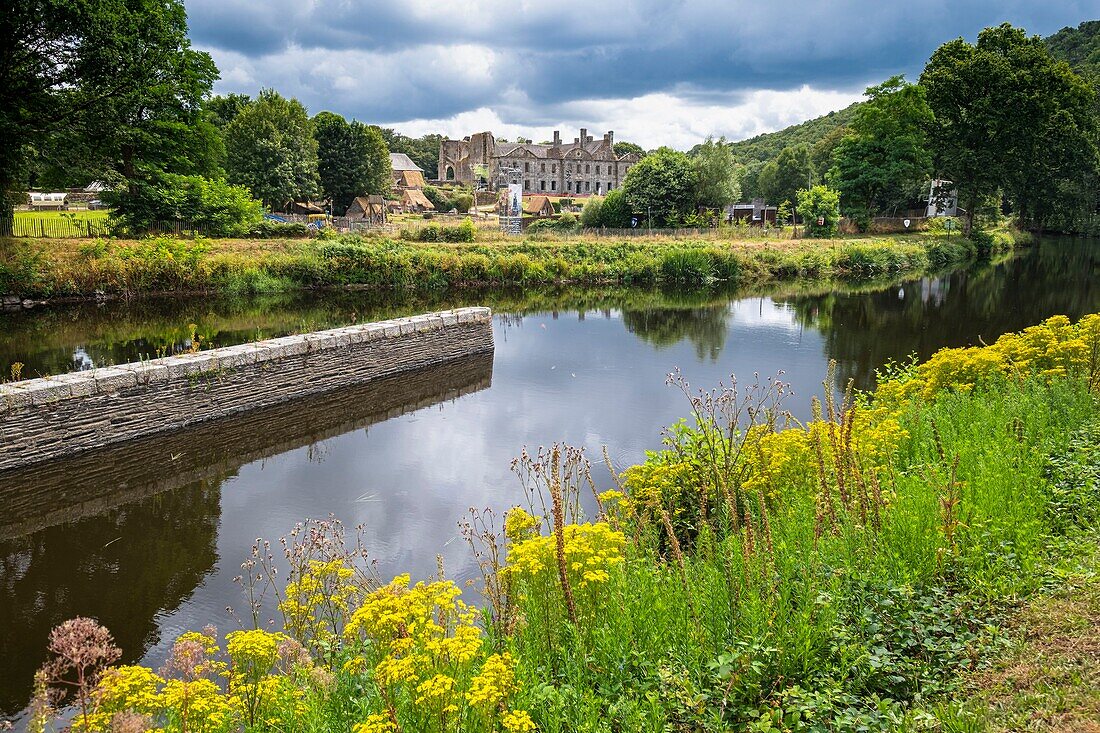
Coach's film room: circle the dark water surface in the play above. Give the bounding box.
[1,237,1098,719]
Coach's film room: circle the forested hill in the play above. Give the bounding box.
[724,102,861,164]
[1045,20,1100,79]
[725,20,1098,165]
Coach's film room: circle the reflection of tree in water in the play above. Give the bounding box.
[0,480,221,718]
[783,238,1100,391]
[622,304,731,361]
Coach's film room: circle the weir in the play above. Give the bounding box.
[0,307,494,471]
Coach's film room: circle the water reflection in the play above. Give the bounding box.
[1,237,1098,722]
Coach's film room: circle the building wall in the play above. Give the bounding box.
[0,309,494,470]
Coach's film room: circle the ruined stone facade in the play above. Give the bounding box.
[438,129,641,195]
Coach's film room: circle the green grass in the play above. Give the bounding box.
[13,209,109,222]
[0,228,1025,298]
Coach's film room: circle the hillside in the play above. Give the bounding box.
[1045,20,1100,78]
[724,102,862,165]
[724,20,1099,167]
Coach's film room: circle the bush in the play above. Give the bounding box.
[105,174,264,236]
[246,220,310,238]
[527,212,580,235]
[796,185,841,238]
[400,218,476,243]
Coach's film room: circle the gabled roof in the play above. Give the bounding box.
[389,153,423,172]
[402,188,434,209]
[523,195,554,214]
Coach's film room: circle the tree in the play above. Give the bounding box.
[796,185,841,238]
[579,196,604,228]
[621,147,696,227]
[224,89,320,209]
[613,141,646,158]
[0,0,219,225]
[314,112,391,213]
[205,94,251,130]
[106,173,262,235]
[600,188,633,228]
[378,129,444,178]
[829,76,933,230]
[758,145,814,208]
[921,23,1099,233]
[692,136,741,209]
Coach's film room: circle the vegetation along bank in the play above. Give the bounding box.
[31,311,1100,732]
[0,224,1025,301]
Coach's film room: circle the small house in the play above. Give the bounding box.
[523,195,555,218]
[345,195,387,225]
[390,153,426,189]
[285,200,326,216]
[725,199,777,226]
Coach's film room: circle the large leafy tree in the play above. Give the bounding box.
[621,147,696,227]
[829,76,933,228]
[691,136,740,209]
[757,144,814,208]
[921,23,1099,233]
[224,89,320,209]
[0,0,218,224]
[378,128,442,178]
[314,112,391,213]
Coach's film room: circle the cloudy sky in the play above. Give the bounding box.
[185,0,1093,149]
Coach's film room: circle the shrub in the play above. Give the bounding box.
[796,185,841,238]
[106,174,264,236]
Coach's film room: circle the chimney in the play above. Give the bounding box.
[580,128,587,145]
[552,130,560,146]
[605,130,614,148]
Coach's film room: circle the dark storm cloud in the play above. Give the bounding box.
[185,0,1093,137]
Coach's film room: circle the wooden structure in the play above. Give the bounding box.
[390,153,427,189]
[345,195,387,225]
[523,195,555,218]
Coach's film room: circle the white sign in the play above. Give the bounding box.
[903,219,911,228]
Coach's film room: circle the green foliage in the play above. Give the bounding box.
[758,145,815,207]
[1045,20,1100,79]
[612,141,646,158]
[725,102,863,165]
[797,185,841,237]
[527,212,580,235]
[400,219,477,243]
[314,112,391,213]
[622,147,696,226]
[692,136,741,209]
[105,174,263,236]
[1042,420,1100,532]
[578,197,604,228]
[921,23,1100,234]
[829,76,933,228]
[224,89,320,209]
[204,94,251,130]
[423,185,473,213]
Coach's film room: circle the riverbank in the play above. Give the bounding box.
[30,312,1100,732]
[0,227,1026,301]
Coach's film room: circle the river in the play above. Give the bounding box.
[1,236,1097,720]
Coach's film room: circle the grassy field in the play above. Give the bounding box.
[13,209,109,221]
[0,227,1025,299]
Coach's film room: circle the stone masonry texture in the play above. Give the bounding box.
[0,308,494,470]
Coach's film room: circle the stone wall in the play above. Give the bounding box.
[0,308,494,471]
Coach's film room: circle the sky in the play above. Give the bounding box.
[185,0,1095,149]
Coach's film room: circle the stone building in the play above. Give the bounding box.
[438,129,641,195]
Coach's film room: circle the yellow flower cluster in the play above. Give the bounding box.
[506,522,627,588]
[504,507,540,542]
[876,314,1100,404]
[466,652,517,708]
[225,629,281,676]
[279,558,358,646]
[345,575,535,731]
[502,709,537,732]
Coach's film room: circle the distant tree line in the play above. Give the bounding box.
[723,22,1100,236]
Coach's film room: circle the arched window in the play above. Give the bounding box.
[445,166,455,180]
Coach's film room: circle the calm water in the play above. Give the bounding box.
[1,237,1098,720]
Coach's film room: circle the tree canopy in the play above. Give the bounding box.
[691,137,741,209]
[757,144,814,209]
[921,23,1099,233]
[829,76,933,229]
[621,147,697,226]
[314,112,391,213]
[224,90,320,209]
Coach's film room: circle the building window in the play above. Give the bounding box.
[585,181,590,192]
[552,164,556,173]
[585,164,590,173]
[576,181,582,193]
[540,180,546,191]
[551,181,557,191]
[525,180,530,190]
[524,162,530,172]
[540,163,545,172]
